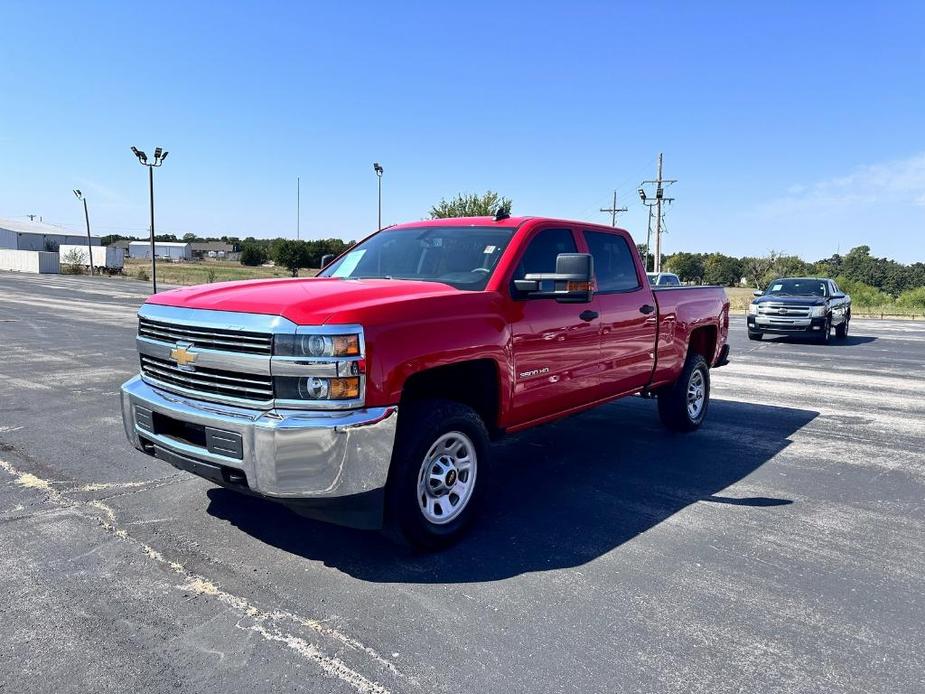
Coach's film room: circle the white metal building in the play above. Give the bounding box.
[0,217,101,251]
[128,241,192,260]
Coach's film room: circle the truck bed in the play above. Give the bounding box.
[649,285,729,387]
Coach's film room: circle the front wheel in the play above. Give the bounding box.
[835,316,849,338]
[817,318,832,344]
[657,353,710,432]
[384,399,489,550]
[748,330,763,341]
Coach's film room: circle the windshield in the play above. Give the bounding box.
[765,278,828,297]
[318,226,514,290]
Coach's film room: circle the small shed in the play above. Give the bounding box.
[129,241,192,260]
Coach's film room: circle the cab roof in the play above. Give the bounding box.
[387,216,629,233]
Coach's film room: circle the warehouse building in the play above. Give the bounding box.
[128,241,192,260]
[0,217,100,251]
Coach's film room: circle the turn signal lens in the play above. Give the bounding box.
[328,377,360,399]
[331,335,360,356]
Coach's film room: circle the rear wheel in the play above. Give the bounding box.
[384,399,489,550]
[657,353,710,432]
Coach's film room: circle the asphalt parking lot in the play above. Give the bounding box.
[1,271,923,694]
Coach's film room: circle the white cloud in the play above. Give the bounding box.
[761,152,925,215]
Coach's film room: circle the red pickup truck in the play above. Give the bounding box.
[121,215,729,548]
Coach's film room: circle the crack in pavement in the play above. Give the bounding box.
[0,457,410,694]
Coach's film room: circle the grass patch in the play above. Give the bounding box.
[123,259,317,286]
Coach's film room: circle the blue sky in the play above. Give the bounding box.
[1,1,923,262]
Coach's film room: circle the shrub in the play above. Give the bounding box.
[240,243,268,267]
[206,268,217,284]
[135,267,149,281]
[61,249,85,274]
[833,276,892,308]
[897,286,925,310]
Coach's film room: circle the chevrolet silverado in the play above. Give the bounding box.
[121,215,730,548]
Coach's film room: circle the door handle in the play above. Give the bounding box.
[639,304,656,314]
[579,310,598,322]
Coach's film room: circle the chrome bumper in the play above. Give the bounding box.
[121,375,398,511]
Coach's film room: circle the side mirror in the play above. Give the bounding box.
[513,253,593,304]
[832,292,845,299]
[320,254,335,269]
[752,290,763,297]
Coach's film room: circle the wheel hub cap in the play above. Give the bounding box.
[687,370,705,420]
[417,432,478,525]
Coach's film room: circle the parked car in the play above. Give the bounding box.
[647,272,681,287]
[121,215,730,549]
[747,277,851,343]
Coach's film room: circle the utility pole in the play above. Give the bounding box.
[600,190,628,227]
[296,177,301,240]
[373,162,384,230]
[72,190,96,276]
[638,153,676,273]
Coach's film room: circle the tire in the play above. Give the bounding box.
[817,318,831,344]
[748,331,763,341]
[384,399,489,550]
[835,316,849,338]
[657,353,710,432]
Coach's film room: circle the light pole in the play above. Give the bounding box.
[72,189,96,276]
[131,146,168,293]
[373,162,383,230]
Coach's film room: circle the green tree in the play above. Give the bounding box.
[272,240,309,277]
[429,191,512,219]
[702,253,743,286]
[665,252,704,282]
[239,243,268,267]
[741,253,778,288]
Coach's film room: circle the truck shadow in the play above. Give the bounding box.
[205,397,817,583]
[762,335,876,346]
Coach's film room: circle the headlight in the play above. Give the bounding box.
[275,333,360,357]
[809,305,827,317]
[748,303,758,315]
[272,328,365,407]
[275,376,361,401]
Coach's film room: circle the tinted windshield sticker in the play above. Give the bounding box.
[772,283,783,291]
[483,245,497,254]
[332,250,366,277]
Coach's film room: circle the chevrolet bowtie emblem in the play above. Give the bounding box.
[170,344,198,367]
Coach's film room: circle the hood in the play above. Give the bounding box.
[147,276,462,325]
[754,294,826,306]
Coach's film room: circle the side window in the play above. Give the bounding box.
[513,228,577,293]
[584,231,641,292]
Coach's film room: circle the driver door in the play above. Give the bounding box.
[507,226,602,427]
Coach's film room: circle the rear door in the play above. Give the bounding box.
[582,228,657,395]
[507,225,602,426]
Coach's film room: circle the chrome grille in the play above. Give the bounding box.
[757,302,813,317]
[140,354,273,403]
[138,317,272,355]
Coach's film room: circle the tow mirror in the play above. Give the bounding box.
[514,253,594,304]
[320,254,335,269]
[752,289,763,297]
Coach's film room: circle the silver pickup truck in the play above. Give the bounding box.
[747,277,851,344]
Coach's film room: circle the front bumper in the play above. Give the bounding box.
[120,375,398,528]
[747,315,827,334]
